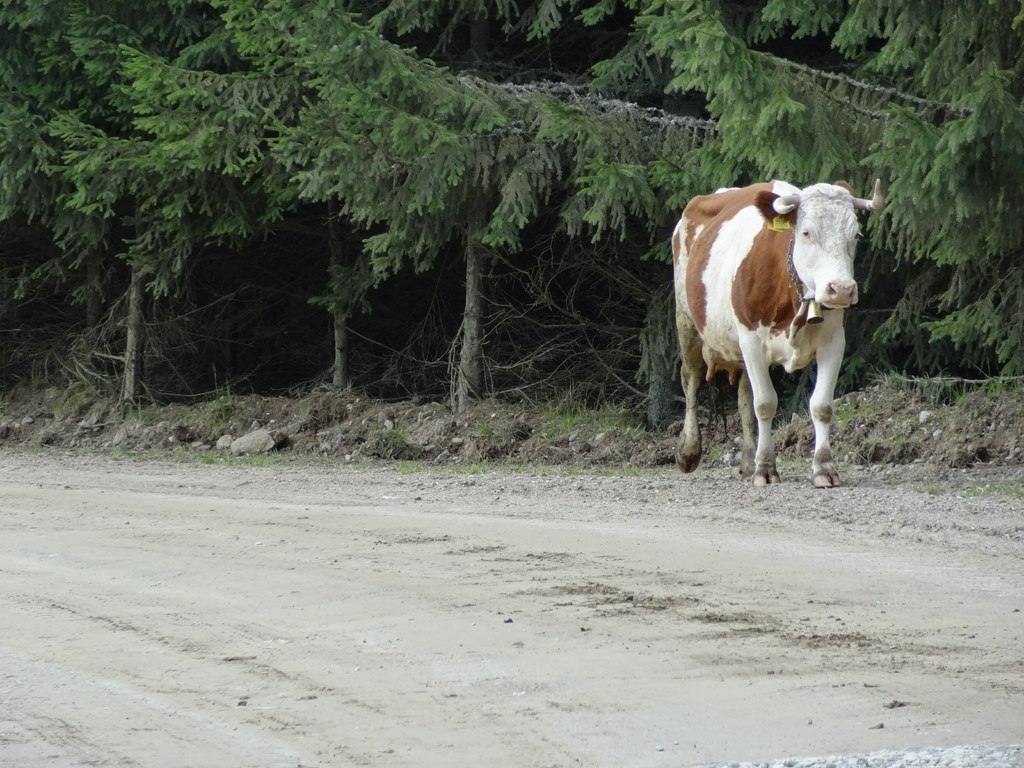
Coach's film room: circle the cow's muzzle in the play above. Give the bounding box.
[821,279,858,308]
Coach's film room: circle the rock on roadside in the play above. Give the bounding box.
[228,428,286,456]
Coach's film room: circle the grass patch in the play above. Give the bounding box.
[52,381,99,420]
[873,372,1024,406]
[542,396,646,437]
[913,479,1023,500]
[128,406,162,426]
[364,428,423,461]
[960,480,1024,500]
[833,400,856,429]
[705,446,726,466]
[199,393,238,435]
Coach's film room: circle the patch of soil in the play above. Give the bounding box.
[1,381,1021,477]
[775,385,1023,469]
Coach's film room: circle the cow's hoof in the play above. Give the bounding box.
[812,470,842,488]
[676,452,701,473]
[675,438,702,473]
[752,467,781,486]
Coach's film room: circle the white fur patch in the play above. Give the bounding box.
[787,184,861,304]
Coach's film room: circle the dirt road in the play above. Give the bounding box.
[1,451,1022,767]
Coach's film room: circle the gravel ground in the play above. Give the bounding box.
[695,745,1024,767]
[1,450,1022,768]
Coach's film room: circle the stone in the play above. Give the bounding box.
[229,428,284,456]
[111,426,131,447]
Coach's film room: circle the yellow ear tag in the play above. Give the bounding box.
[768,216,792,232]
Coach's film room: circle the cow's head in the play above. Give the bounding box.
[757,180,884,309]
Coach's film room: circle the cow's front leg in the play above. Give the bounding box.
[809,326,846,487]
[738,335,780,485]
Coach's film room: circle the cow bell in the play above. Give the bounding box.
[806,300,824,324]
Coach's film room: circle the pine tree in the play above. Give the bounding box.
[4,0,1021,413]
[0,0,244,400]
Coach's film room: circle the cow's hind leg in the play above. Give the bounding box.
[675,310,703,473]
[736,370,756,478]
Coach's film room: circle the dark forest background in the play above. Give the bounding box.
[2,1,1022,427]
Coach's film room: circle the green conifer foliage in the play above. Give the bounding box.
[629,0,1024,374]
[2,0,1022,403]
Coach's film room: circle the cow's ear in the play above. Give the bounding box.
[833,180,855,195]
[754,191,796,226]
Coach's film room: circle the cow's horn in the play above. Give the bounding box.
[852,178,885,211]
[773,194,800,214]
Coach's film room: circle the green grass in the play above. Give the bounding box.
[961,480,1024,499]
[833,400,856,429]
[365,428,415,460]
[52,381,98,420]
[199,393,239,435]
[542,397,587,433]
[129,405,162,426]
[705,446,726,466]
[542,396,645,437]
[450,461,488,475]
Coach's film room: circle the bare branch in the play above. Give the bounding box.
[774,56,972,119]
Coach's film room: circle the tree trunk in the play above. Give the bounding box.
[456,212,489,414]
[470,15,489,62]
[86,248,102,329]
[454,17,493,414]
[332,311,349,390]
[643,285,679,430]
[120,260,146,405]
[327,200,350,390]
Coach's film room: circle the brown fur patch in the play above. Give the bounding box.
[682,183,773,332]
[732,228,800,332]
[753,191,797,228]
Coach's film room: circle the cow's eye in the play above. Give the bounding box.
[801,230,812,240]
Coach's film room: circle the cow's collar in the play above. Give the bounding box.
[785,234,816,310]
[785,233,801,293]
[786,234,830,332]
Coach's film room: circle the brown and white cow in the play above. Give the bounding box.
[672,179,884,487]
